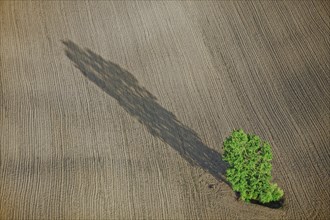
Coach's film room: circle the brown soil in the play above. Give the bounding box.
[1,1,329,219]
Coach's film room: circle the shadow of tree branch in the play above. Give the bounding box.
[63,40,229,185]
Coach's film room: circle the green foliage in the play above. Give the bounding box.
[223,129,284,203]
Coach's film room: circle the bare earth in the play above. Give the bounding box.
[1,1,329,219]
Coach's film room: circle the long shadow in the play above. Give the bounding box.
[63,40,229,184]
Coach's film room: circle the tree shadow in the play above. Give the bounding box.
[62,40,229,184]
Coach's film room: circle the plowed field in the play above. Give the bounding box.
[1,1,329,219]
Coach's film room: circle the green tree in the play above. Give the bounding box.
[223,129,284,203]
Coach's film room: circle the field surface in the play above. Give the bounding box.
[1,1,329,219]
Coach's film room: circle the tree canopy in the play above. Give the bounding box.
[223,129,284,203]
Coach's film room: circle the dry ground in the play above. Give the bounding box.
[1,1,329,219]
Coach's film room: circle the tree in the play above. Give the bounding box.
[223,129,284,203]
